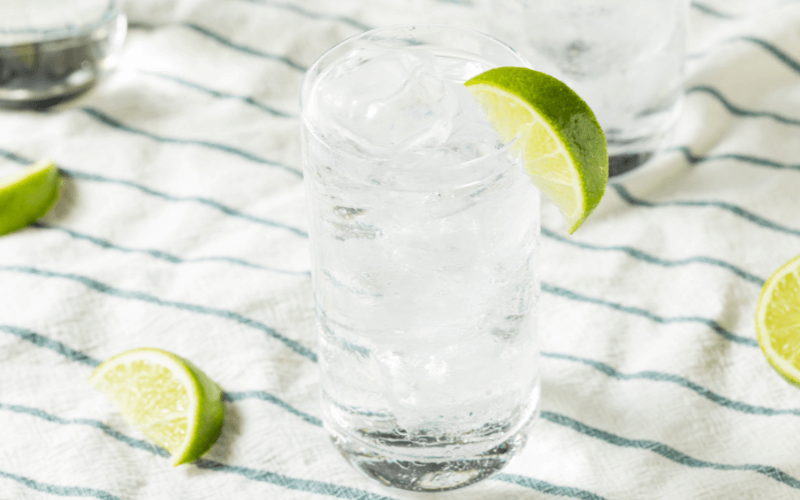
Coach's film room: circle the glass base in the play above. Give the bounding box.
[608,151,654,178]
[0,14,125,110]
[329,423,533,492]
[0,84,96,110]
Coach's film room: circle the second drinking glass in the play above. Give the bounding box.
[491,0,687,177]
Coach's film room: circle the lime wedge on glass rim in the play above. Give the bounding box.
[756,254,800,387]
[465,67,608,233]
[89,348,225,466]
[0,159,61,236]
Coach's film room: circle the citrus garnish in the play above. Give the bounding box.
[756,254,800,387]
[465,67,608,233]
[0,159,61,236]
[89,348,225,466]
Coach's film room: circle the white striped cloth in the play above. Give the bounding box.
[2,0,800,498]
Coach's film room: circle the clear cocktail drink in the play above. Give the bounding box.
[300,25,540,492]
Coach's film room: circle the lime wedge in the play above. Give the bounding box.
[89,348,225,466]
[465,67,608,233]
[0,159,61,236]
[756,254,800,387]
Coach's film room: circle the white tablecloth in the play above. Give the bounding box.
[3,0,800,498]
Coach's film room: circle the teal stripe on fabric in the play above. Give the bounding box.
[194,460,397,500]
[542,227,764,286]
[32,223,310,277]
[541,282,758,347]
[182,22,307,71]
[0,325,100,367]
[542,352,800,418]
[612,184,800,240]
[140,71,295,117]
[2,387,606,499]
[0,470,122,500]
[0,265,317,362]
[541,411,800,490]
[80,108,303,178]
[0,148,308,238]
[239,0,372,31]
[494,474,608,500]
[687,35,800,75]
[690,1,737,19]
[224,391,323,426]
[0,148,31,165]
[0,402,168,457]
[737,36,800,76]
[64,167,308,237]
[671,145,800,171]
[687,85,800,126]
[0,404,392,500]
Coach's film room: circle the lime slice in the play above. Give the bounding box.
[756,254,800,387]
[88,348,225,466]
[0,159,61,236]
[465,67,608,233]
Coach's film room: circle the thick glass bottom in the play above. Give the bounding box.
[327,415,536,492]
[608,151,654,177]
[0,15,125,110]
[0,84,96,110]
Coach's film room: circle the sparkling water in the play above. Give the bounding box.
[301,26,540,492]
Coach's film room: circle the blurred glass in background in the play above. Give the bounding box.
[490,0,688,177]
[0,0,126,110]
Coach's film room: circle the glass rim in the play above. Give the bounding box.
[299,23,530,176]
